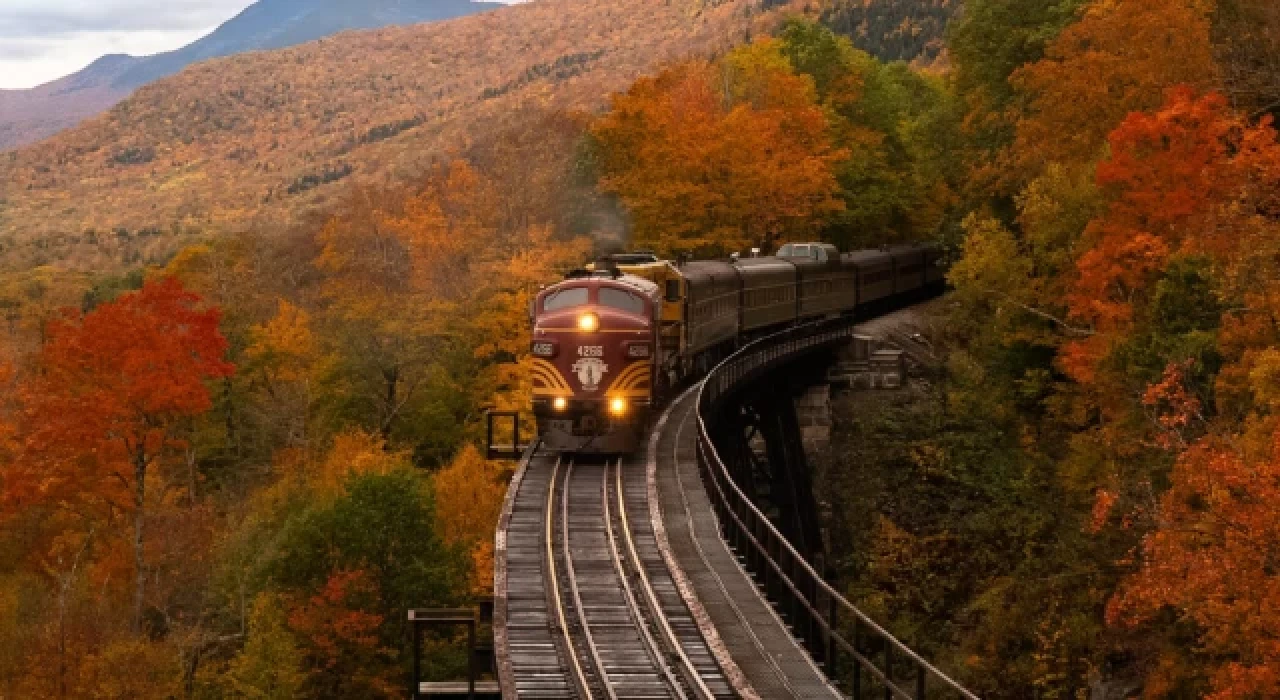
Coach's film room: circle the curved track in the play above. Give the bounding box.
[511,453,734,698]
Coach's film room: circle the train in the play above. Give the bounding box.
[529,242,946,453]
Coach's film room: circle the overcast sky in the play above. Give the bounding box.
[0,0,257,89]
[0,0,521,90]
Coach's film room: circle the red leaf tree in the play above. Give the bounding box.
[18,277,233,633]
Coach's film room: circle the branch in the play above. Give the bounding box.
[1250,98,1280,122]
[984,291,1097,337]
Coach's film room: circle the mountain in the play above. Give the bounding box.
[0,0,503,151]
[0,0,786,272]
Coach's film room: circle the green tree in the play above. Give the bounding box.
[269,470,463,653]
[223,593,308,700]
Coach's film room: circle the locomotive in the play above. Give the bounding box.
[530,242,945,453]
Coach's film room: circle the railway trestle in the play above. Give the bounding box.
[492,316,981,700]
[710,378,827,568]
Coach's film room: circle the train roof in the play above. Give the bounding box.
[617,273,660,297]
[843,249,893,265]
[681,260,738,274]
[734,256,795,270]
[551,269,660,298]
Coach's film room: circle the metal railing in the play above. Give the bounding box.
[695,319,980,700]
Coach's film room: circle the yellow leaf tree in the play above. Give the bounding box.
[432,445,508,594]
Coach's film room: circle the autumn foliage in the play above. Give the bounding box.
[16,278,232,632]
[1108,432,1280,698]
[287,569,395,697]
[592,41,847,255]
[3,0,1280,696]
[0,0,783,273]
[0,137,588,695]
[919,0,1280,695]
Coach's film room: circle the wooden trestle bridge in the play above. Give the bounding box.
[490,319,980,700]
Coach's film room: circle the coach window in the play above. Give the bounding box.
[543,287,589,312]
[600,287,646,315]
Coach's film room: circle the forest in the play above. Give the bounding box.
[2,0,1280,696]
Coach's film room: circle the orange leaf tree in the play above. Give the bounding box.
[1108,432,1280,698]
[1011,0,1219,177]
[432,445,507,594]
[287,569,395,697]
[1063,88,1280,384]
[19,277,232,633]
[1059,87,1280,696]
[591,40,847,256]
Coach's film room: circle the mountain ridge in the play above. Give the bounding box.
[0,0,784,272]
[0,0,503,151]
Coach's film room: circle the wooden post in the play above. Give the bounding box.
[468,617,476,700]
[412,620,422,700]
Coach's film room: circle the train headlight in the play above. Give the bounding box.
[553,397,568,411]
[577,313,599,332]
[608,397,627,416]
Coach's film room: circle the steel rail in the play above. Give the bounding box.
[601,459,691,699]
[610,457,719,699]
[545,456,596,699]
[696,319,981,700]
[559,457,615,699]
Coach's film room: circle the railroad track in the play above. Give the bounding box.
[535,454,734,699]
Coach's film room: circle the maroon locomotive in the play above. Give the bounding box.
[530,267,659,453]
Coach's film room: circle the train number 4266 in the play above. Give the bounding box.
[577,345,604,358]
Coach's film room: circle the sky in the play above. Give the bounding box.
[0,0,258,89]
[0,0,523,91]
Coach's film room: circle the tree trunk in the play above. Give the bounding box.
[381,367,399,440]
[132,451,147,635]
[186,445,198,507]
[223,377,239,457]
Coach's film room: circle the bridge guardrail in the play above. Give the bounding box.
[696,319,980,700]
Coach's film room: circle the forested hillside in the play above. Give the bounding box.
[821,0,958,63]
[0,0,779,273]
[0,0,504,151]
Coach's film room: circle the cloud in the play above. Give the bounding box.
[0,29,219,89]
[0,39,51,62]
[0,1,253,88]
[0,1,255,38]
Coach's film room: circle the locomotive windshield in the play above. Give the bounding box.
[543,287,589,312]
[599,288,645,314]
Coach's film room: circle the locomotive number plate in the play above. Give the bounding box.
[578,345,604,357]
